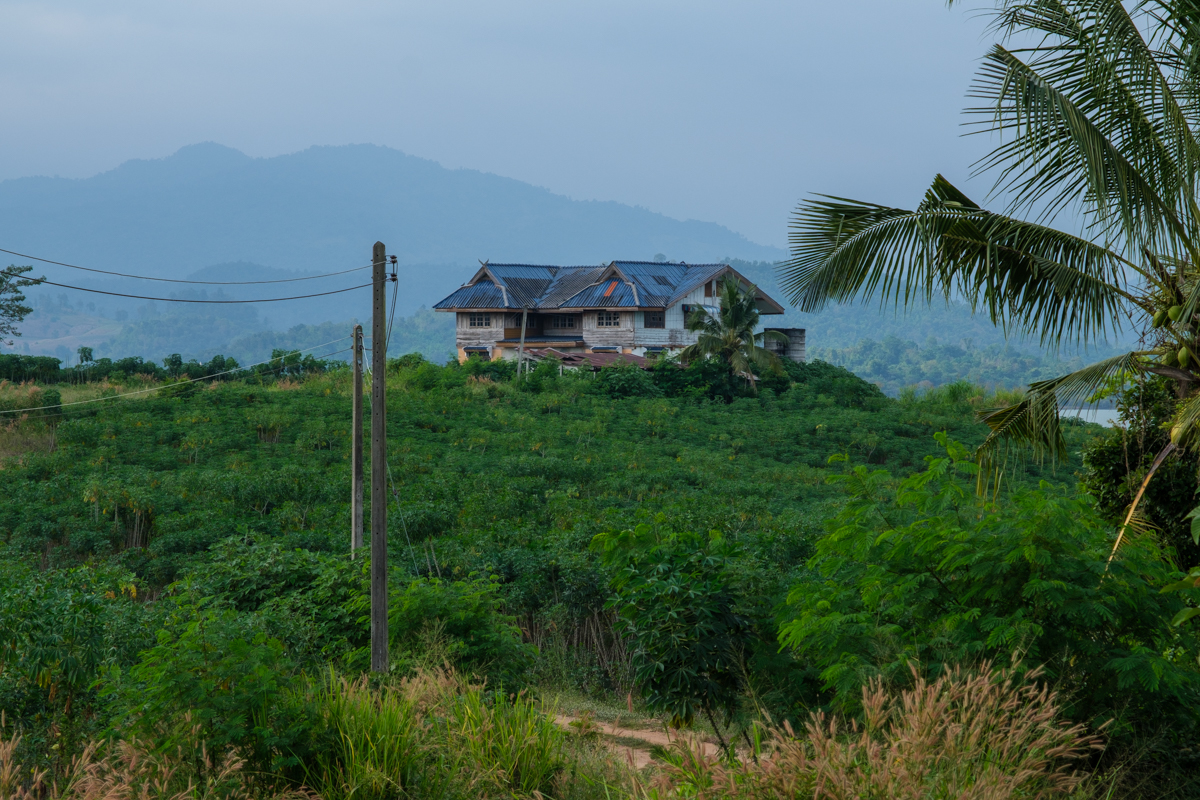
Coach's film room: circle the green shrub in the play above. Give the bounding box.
[594,524,750,747]
[103,600,314,777]
[0,562,154,774]
[779,434,1200,739]
[596,360,661,398]
[348,574,534,685]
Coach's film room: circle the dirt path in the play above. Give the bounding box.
[555,714,720,769]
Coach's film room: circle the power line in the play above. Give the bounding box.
[0,336,354,415]
[1,267,379,303]
[0,247,374,285]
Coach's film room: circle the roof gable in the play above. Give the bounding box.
[433,260,785,314]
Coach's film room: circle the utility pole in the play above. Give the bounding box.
[370,242,388,673]
[351,324,364,557]
[517,305,528,378]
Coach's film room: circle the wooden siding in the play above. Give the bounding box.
[581,309,634,347]
[455,312,502,360]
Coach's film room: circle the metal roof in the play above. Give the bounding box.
[525,348,654,371]
[434,261,784,313]
[433,281,507,309]
[560,279,638,308]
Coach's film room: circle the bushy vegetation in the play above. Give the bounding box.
[811,334,1114,397]
[0,347,1194,797]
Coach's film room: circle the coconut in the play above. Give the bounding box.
[1180,346,1193,368]
[1169,305,1185,321]
[1154,309,1169,328]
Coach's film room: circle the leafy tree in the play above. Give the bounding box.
[0,265,40,346]
[780,434,1200,739]
[596,359,661,398]
[681,276,786,392]
[593,524,751,756]
[779,0,1200,513]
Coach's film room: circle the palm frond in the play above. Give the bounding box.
[969,1,1200,254]
[780,175,1135,347]
[975,351,1143,493]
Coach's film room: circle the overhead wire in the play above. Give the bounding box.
[0,247,374,285]
[0,267,376,303]
[0,334,354,415]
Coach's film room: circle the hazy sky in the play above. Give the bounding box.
[0,1,997,249]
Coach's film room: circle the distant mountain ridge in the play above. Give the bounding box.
[0,143,783,300]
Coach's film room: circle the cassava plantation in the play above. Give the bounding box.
[0,346,1196,800]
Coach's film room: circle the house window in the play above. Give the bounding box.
[644,310,665,329]
[468,313,491,328]
[552,315,577,329]
[704,281,714,298]
[597,310,621,327]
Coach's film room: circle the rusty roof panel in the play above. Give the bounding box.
[557,281,637,308]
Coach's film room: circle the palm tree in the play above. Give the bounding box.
[779,0,1200,542]
[681,276,787,391]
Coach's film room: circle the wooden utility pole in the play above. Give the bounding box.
[370,242,388,673]
[517,306,528,378]
[351,324,364,557]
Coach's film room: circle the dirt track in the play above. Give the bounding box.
[555,714,720,769]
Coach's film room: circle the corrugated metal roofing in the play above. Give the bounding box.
[560,281,638,308]
[433,281,507,309]
[541,266,607,308]
[434,261,773,312]
[525,348,654,371]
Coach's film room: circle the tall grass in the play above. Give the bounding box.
[301,667,580,800]
[0,723,307,800]
[898,379,1026,410]
[640,663,1101,800]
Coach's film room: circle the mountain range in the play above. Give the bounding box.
[0,142,782,320]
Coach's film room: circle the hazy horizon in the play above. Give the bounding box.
[0,1,997,249]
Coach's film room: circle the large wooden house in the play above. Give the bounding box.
[433,260,803,362]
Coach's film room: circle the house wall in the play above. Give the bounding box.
[630,285,710,351]
[454,312,503,360]
[581,309,635,347]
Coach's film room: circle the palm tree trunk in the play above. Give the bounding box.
[1108,441,1176,567]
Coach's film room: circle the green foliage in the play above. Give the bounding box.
[178,537,361,663]
[348,574,534,684]
[780,434,1200,738]
[303,669,569,800]
[104,599,313,776]
[813,334,1107,397]
[595,359,661,399]
[0,264,38,346]
[0,348,1115,785]
[594,524,751,732]
[680,276,784,391]
[0,560,156,770]
[1082,375,1200,566]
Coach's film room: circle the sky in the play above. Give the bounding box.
[0,1,998,249]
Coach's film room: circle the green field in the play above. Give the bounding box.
[0,356,1196,799]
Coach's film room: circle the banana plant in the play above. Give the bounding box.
[780,0,1200,555]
